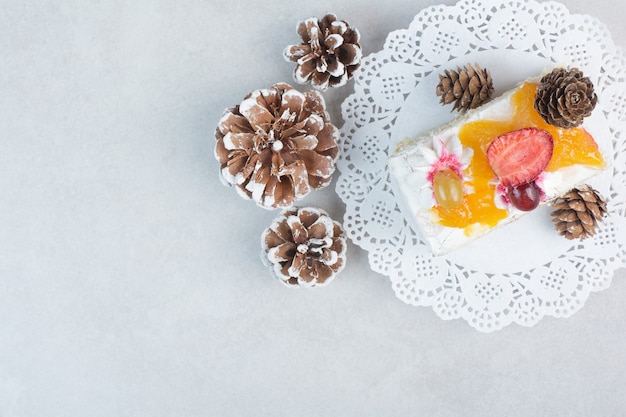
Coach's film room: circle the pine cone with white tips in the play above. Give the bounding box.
[214,83,338,209]
[261,207,347,287]
[284,13,362,90]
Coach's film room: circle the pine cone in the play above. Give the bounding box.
[261,207,347,287]
[534,67,597,128]
[214,83,339,210]
[283,13,362,90]
[436,63,494,113]
[551,185,608,240]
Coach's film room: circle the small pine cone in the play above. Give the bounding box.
[261,207,347,287]
[214,83,339,210]
[436,63,494,113]
[551,185,608,240]
[534,67,597,128]
[283,13,362,90]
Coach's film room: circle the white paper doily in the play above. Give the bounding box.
[336,0,626,332]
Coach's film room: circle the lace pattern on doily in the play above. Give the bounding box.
[336,0,626,332]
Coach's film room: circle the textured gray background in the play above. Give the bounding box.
[1,0,625,416]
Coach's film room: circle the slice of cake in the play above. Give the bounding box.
[388,67,606,255]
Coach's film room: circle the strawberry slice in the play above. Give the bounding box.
[486,127,553,187]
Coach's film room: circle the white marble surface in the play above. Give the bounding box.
[1,1,625,416]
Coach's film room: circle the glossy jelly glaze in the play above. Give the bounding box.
[434,82,604,232]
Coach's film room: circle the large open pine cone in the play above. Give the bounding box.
[261,207,347,287]
[214,83,339,209]
[283,13,362,90]
[551,185,608,240]
[436,63,494,113]
[534,67,597,128]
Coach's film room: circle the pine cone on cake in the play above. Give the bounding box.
[436,63,494,113]
[283,13,362,90]
[551,185,608,240]
[534,67,597,128]
[261,207,347,287]
[214,83,339,210]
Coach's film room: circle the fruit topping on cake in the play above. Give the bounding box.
[486,127,553,211]
[486,127,553,188]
